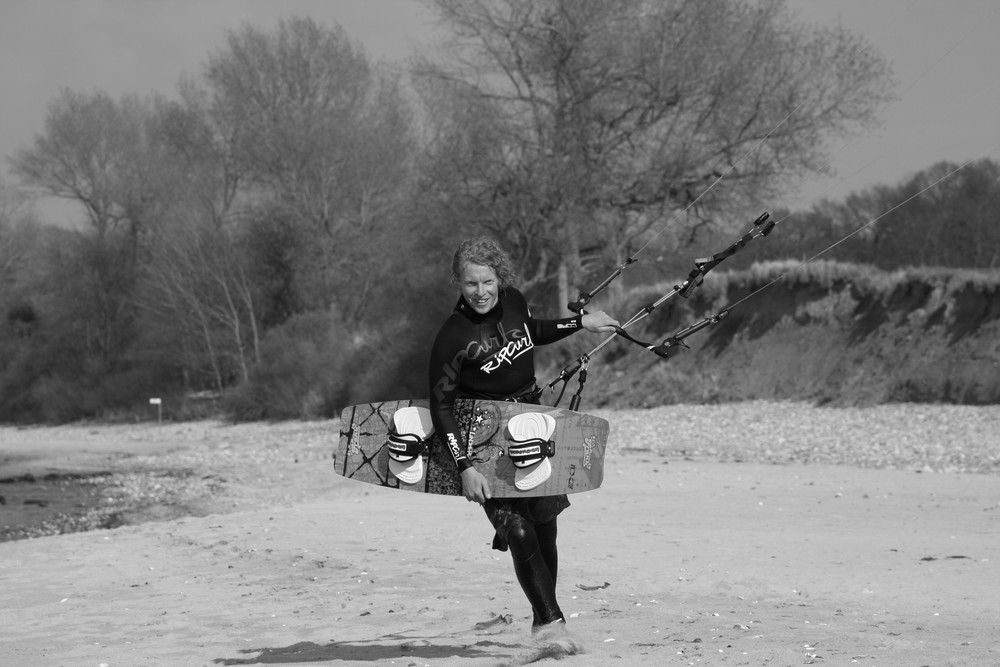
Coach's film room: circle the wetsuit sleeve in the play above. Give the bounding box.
[507,287,585,346]
[529,314,584,345]
[428,321,474,472]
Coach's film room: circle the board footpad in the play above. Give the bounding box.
[507,412,557,491]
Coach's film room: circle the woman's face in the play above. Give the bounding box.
[459,263,500,315]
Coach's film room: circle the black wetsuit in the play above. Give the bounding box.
[428,286,583,627]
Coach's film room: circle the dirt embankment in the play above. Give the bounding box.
[581,262,1000,408]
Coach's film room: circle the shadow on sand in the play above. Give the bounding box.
[213,637,522,665]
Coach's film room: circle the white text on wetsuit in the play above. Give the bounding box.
[446,433,463,461]
[480,325,533,374]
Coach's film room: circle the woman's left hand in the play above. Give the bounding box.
[461,466,492,504]
[581,311,619,333]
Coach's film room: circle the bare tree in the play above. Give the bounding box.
[141,218,262,390]
[9,91,196,373]
[10,90,186,243]
[0,183,35,280]
[415,0,894,312]
[0,184,45,345]
[157,80,246,228]
[197,17,419,319]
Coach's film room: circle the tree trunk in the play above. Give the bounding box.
[557,261,570,317]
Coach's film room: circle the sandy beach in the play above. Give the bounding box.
[2,404,999,666]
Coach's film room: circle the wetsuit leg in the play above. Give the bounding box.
[507,517,563,626]
[535,517,558,584]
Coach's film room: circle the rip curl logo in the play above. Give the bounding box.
[582,435,595,469]
[446,433,462,461]
[481,325,534,374]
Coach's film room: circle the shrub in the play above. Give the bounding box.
[224,310,349,421]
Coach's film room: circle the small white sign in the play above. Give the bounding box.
[149,398,162,405]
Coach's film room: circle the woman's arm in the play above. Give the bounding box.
[428,320,492,503]
[428,323,473,472]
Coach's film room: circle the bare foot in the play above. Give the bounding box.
[506,619,583,664]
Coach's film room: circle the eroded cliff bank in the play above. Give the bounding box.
[570,261,1000,407]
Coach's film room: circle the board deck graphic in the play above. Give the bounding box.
[335,399,609,497]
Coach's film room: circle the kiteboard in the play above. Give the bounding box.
[335,399,609,497]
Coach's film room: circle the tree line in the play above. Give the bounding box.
[2,0,986,423]
[728,158,1000,272]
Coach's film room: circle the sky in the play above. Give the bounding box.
[1,0,998,226]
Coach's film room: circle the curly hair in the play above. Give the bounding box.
[451,237,517,289]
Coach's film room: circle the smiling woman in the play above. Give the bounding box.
[426,236,619,651]
[458,264,500,315]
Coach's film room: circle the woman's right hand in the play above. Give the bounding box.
[581,311,620,333]
[461,467,492,504]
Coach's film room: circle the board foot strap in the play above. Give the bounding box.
[388,407,435,484]
[507,412,557,491]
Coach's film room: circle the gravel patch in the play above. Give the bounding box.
[1,420,338,541]
[2,402,998,541]
[594,401,1000,473]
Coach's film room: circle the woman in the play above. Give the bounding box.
[428,237,618,644]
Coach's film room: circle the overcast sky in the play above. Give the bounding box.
[1,0,998,225]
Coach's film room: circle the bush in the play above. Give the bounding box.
[338,318,431,407]
[223,309,350,421]
[24,375,86,423]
